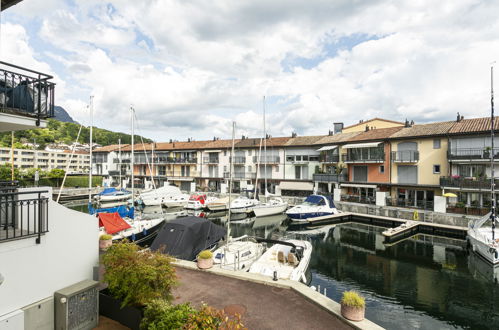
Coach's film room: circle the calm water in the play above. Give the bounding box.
[71,202,499,329]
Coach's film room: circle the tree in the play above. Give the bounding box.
[48,168,65,178]
[0,164,19,181]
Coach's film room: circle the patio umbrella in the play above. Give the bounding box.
[443,192,458,198]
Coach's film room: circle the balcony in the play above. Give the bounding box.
[108,170,120,176]
[1,189,49,244]
[252,156,280,164]
[223,172,257,179]
[319,155,340,163]
[386,198,434,210]
[113,158,131,164]
[0,61,55,129]
[164,171,199,178]
[230,156,246,164]
[344,152,385,163]
[340,194,375,205]
[203,157,219,164]
[448,148,499,161]
[313,173,347,182]
[440,176,499,190]
[391,151,419,163]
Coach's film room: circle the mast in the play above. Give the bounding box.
[131,106,135,204]
[118,138,122,188]
[263,96,268,198]
[88,96,94,203]
[492,65,496,239]
[227,121,235,242]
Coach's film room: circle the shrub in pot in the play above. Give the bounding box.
[340,291,365,321]
[99,234,113,250]
[197,250,213,269]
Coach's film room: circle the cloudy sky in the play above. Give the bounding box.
[1,0,498,141]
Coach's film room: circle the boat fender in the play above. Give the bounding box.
[413,211,419,221]
[131,233,136,241]
[143,228,147,236]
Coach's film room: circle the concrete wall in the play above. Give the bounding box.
[0,187,98,318]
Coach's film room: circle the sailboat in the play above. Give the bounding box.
[468,65,499,264]
[252,96,288,217]
[213,122,266,270]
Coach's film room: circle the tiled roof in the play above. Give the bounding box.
[343,117,405,130]
[93,144,128,152]
[235,137,291,148]
[284,136,325,146]
[313,132,363,145]
[346,126,404,142]
[448,116,499,134]
[390,121,456,138]
[203,139,241,149]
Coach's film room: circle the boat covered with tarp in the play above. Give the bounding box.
[150,216,225,260]
[94,187,132,202]
[98,212,132,234]
[89,203,134,219]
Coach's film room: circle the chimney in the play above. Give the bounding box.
[213,136,216,141]
[404,119,410,127]
[365,125,370,132]
[291,132,297,138]
[333,122,343,134]
[188,138,191,142]
[457,112,461,122]
[410,120,414,125]
[169,139,173,143]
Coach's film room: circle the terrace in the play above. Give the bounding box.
[448,148,499,161]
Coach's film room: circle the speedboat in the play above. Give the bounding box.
[185,193,217,210]
[139,184,188,207]
[252,197,288,217]
[94,187,132,202]
[163,193,190,208]
[248,239,312,282]
[468,212,499,264]
[286,195,340,222]
[213,235,265,271]
[207,196,230,211]
[230,196,260,214]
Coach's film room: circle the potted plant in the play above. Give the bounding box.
[197,250,213,269]
[99,234,113,250]
[340,291,365,321]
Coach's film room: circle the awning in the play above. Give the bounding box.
[279,181,314,191]
[171,177,194,181]
[341,183,377,189]
[316,145,338,151]
[206,150,221,153]
[342,142,382,149]
[98,212,131,235]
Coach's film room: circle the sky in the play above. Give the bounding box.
[1,0,499,142]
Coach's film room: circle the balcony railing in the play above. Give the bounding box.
[448,148,499,160]
[223,172,257,179]
[1,190,49,244]
[391,150,419,163]
[113,158,131,164]
[344,153,385,163]
[230,156,246,164]
[440,176,499,190]
[313,173,347,182]
[386,198,434,210]
[252,156,280,164]
[319,155,340,163]
[340,194,375,205]
[0,61,55,123]
[203,157,219,164]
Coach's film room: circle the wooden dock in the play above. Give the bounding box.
[288,211,468,244]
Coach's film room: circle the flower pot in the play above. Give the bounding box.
[99,290,143,330]
[341,304,365,322]
[100,239,112,250]
[197,258,213,269]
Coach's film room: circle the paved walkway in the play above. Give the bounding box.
[173,267,352,330]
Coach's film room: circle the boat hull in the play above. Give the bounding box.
[96,193,132,202]
[286,211,335,221]
[253,204,288,217]
[468,229,499,265]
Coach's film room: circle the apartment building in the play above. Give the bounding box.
[0,147,90,174]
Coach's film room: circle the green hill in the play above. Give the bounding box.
[0,119,153,150]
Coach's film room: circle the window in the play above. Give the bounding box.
[247,166,252,172]
[275,165,279,172]
[379,165,385,173]
[224,150,227,156]
[286,155,294,162]
[433,139,441,149]
[248,150,252,156]
[433,164,441,174]
[309,155,319,162]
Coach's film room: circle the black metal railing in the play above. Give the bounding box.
[341,194,375,205]
[440,176,499,189]
[0,61,55,124]
[203,157,219,164]
[223,172,257,179]
[230,156,246,164]
[344,152,385,162]
[448,148,499,160]
[313,173,347,182]
[252,156,280,164]
[391,150,419,162]
[319,155,340,163]
[0,190,49,244]
[385,198,434,210]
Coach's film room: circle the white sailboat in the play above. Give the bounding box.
[139,183,189,207]
[468,65,499,265]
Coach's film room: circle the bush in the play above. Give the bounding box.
[197,250,213,260]
[185,304,246,330]
[141,300,195,330]
[100,234,112,240]
[101,241,177,307]
[341,291,365,309]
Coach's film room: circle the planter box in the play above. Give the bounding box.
[99,290,143,330]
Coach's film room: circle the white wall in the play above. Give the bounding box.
[0,187,98,317]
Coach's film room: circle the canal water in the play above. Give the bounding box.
[70,202,499,329]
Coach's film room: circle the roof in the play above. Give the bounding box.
[343,117,405,130]
[121,140,213,152]
[203,138,242,149]
[448,116,499,135]
[235,137,291,148]
[313,131,363,145]
[346,126,404,142]
[93,144,129,153]
[389,121,456,139]
[284,135,325,146]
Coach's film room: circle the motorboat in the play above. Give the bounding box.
[94,187,132,202]
[230,196,260,214]
[248,238,312,282]
[252,197,288,217]
[185,193,217,210]
[98,212,165,247]
[213,235,265,271]
[163,193,190,208]
[139,184,189,207]
[207,196,230,211]
[150,216,225,261]
[468,212,499,264]
[286,195,340,222]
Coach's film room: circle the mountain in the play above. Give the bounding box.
[53,106,76,123]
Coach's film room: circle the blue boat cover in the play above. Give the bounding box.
[88,203,135,219]
[97,188,131,196]
[304,195,335,208]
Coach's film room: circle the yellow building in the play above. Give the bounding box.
[342,118,405,133]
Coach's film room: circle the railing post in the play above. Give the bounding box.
[36,192,42,244]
